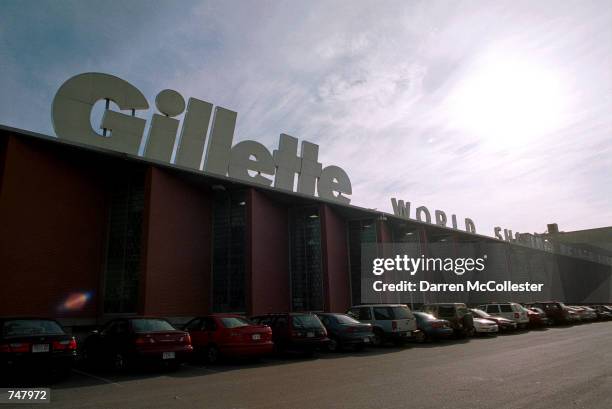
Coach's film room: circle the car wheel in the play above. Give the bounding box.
[205,346,220,364]
[415,331,427,343]
[327,337,341,352]
[372,329,384,347]
[113,353,129,372]
[467,327,475,337]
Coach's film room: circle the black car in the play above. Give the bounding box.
[82,317,193,371]
[0,317,78,379]
[316,313,373,351]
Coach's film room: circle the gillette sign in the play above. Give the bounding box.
[51,73,352,204]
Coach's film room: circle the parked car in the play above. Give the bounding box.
[526,307,550,327]
[250,313,328,355]
[478,303,529,328]
[530,301,573,325]
[412,311,454,342]
[347,304,419,346]
[593,305,612,320]
[421,303,474,338]
[570,306,597,321]
[316,313,373,351]
[472,317,499,336]
[1,317,78,378]
[470,309,517,331]
[184,315,273,363]
[83,317,193,371]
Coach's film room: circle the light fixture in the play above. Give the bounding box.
[212,184,226,191]
[405,232,414,236]
[238,201,246,206]
[309,214,319,219]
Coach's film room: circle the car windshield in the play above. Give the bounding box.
[414,312,436,320]
[131,319,175,332]
[220,317,251,328]
[292,315,322,329]
[471,309,490,318]
[333,314,361,325]
[392,306,413,319]
[2,319,65,337]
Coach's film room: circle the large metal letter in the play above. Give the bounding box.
[204,107,236,176]
[175,98,213,170]
[51,72,149,155]
[318,165,352,204]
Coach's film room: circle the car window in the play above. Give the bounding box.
[471,309,488,318]
[220,317,251,328]
[500,305,513,313]
[359,307,372,320]
[391,306,413,319]
[334,314,361,325]
[185,319,202,331]
[101,320,118,335]
[203,317,217,331]
[422,305,436,315]
[2,319,65,338]
[292,315,322,329]
[438,306,455,318]
[132,319,175,332]
[486,305,500,313]
[373,307,393,320]
[318,316,330,326]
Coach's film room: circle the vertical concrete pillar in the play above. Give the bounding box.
[320,204,351,312]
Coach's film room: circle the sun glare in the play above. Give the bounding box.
[446,52,567,148]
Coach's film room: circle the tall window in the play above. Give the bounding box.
[348,219,377,305]
[290,206,323,311]
[103,168,145,314]
[212,190,246,312]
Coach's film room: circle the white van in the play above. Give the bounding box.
[479,302,530,328]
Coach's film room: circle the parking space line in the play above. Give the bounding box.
[73,369,125,387]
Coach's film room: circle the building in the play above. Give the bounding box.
[1,124,612,330]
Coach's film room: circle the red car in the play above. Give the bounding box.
[526,307,550,327]
[184,315,273,363]
[83,317,193,371]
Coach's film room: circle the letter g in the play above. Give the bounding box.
[51,72,149,155]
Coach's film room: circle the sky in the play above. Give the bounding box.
[0,0,610,237]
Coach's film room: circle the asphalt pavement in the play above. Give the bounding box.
[6,321,612,409]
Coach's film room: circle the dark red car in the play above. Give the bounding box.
[83,317,193,371]
[250,313,329,356]
[1,317,78,379]
[526,307,550,327]
[184,315,273,363]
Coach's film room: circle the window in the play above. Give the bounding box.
[103,167,145,314]
[203,317,217,331]
[374,307,393,320]
[2,320,65,337]
[290,207,323,311]
[185,319,202,331]
[212,190,247,312]
[292,315,322,329]
[334,314,360,325]
[486,305,500,313]
[500,305,513,313]
[131,319,174,332]
[220,317,251,328]
[348,219,377,305]
[358,307,372,320]
[438,306,456,318]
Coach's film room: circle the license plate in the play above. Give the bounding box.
[363,337,370,343]
[32,344,49,353]
[162,351,175,360]
[252,334,261,340]
[307,332,314,338]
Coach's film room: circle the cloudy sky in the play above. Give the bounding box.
[1,0,610,237]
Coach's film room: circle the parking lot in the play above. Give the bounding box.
[8,321,610,409]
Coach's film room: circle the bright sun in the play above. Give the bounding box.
[446,51,567,148]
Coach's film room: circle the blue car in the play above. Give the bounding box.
[413,312,454,342]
